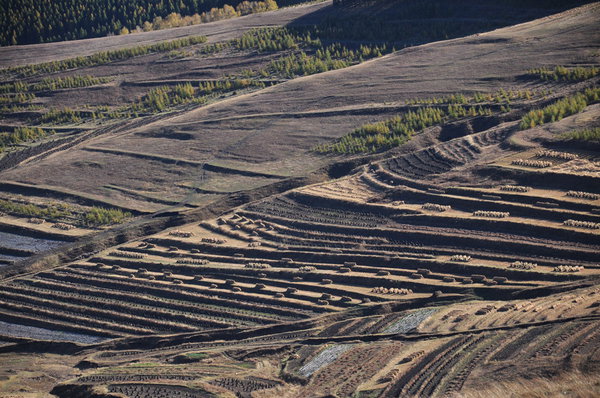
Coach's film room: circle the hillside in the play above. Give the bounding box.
[0,0,599,397]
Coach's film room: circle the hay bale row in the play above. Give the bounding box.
[511,158,552,168]
[450,255,471,262]
[53,222,75,230]
[499,185,529,192]
[245,262,270,269]
[168,230,194,238]
[27,217,45,224]
[473,210,509,218]
[509,261,537,270]
[371,287,413,295]
[176,258,208,265]
[553,265,584,273]
[201,237,226,244]
[536,150,578,160]
[563,219,600,229]
[566,191,599,200]
[475,305,496,315]
[421,203,451,212]
[109,251,144,259]
[299,266,316,273]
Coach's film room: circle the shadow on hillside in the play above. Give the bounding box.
[286,0,595,46]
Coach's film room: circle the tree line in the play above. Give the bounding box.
[0,0,288,46]
[528,66,599,82]
[520,87,600,130]
[314,104,492,154]
[3,36,207,78]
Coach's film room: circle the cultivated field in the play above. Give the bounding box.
[0,0,599,397]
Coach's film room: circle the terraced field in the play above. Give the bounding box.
[0,0,599,397]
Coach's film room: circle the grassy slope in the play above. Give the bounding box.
[2,2,598,209]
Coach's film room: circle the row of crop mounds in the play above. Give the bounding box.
[0,254,327,337]
[6,148,596,338]
[242,187,596,274]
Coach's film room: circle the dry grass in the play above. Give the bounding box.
[458,372,600,398]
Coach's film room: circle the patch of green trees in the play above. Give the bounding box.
[528,66,599,82]
[0,198,131,226]
[315,105,494,154]
[520,88,600,130]
[558,127,600,143]
[0,127,54,152]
